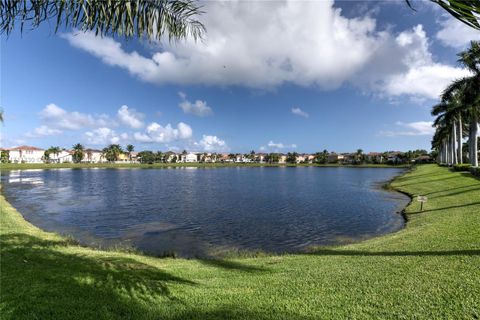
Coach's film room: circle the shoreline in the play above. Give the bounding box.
[0,162,412,171]
[1,165,412,258]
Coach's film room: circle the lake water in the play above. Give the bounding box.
[1,167,409,257]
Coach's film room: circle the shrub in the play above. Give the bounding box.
[470,166,480,177]
[453,164,471,172]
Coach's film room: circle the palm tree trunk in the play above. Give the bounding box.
[457,115,463,164]
[471,116,478,167]
[452,123,458,165]
[446,137,451,165]
[443,139,448,164]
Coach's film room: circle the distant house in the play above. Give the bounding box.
[255,153,267,163]
[51,150,73,163]
[7,146,44,163]
[341,153,357,164]
[413,155,432,163]
[279,154,287,164]
[84,149,105,163]
[185,152,198,163]
[164,151,177,163]
[387,152,404,164]
[296,155,306,163]
[367,152,384,164]
[328,153,344,163]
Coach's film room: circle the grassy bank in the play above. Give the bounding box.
[0,162,410,170]
[1,164,479,319]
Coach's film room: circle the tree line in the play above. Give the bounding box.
[431,41,479,169]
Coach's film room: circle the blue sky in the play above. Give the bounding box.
[1,0,479,153]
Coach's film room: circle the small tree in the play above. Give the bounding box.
[1,150,9,163]
[126,144,134,162]
[103,144,123,162]
[286,152,298,164]
[138,151,155,164]
[43,150,51,163]
[72,143,84,163]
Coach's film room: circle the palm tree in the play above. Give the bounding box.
[444,41,480,167]
[46,146,62,163]
[126,144,134,162]
[72,143,84,163]
[406,1,480,30]
[356,149,364,164]
[103,144,123,162]
[0,1,204,41]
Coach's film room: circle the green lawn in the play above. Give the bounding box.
[0,162,410,170]
[1,164,479,319]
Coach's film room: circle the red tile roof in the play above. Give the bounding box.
[11,145,44,151]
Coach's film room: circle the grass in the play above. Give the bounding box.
[1,164,479,319]
[0,162,410,170]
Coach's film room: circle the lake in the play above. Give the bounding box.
[1,167,409,257]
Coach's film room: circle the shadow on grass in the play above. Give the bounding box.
[0,233,196,319]
[428,187,480,199]
[424,184,480,197]
[410,202,480,214]
[307,248,480,257]
[396,175,459,187]
[198,258,267,273]
[0,233,276,319]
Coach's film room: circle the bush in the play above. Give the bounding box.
[470,166,480,177]
[453,164,471,172]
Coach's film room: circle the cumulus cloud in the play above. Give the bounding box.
[178,92,213,117]
[436,16,480,49]
[25,125,62,138]
[264,141,297,150]
[380,121,435,137]
[195,135,228,152]
[133,122,192,143]
[291,107,309,118]
[85,127,127,145]
[40,103,110,130]
[62,2,468,101]
[353,25,470,100]
[117,105,144,128]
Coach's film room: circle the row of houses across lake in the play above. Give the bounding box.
[0,145,431,164]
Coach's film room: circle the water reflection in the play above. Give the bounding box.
[1,167,409,257]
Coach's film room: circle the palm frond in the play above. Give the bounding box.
[0,0,205,41]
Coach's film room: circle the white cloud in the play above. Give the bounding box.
[63,2,468,101]
[40,103,110,130]
[61,1,377,89]
[267,141,297,149]
[133,122,192,143]
[195,135,228,152]
[25,125,62,138]
[117,105,144,128]
[291,107,309,118]
[380,121,435,137]
[436,16,480,49]
[354,25,470,100]
[84,127,127,145]
[178,92,213,117]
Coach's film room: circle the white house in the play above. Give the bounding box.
[50,150,72,163]
[8,146,45,163]
[185,152,198,163]
[84,149,105,163]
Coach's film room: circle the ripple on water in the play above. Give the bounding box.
[1,167,409,257]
